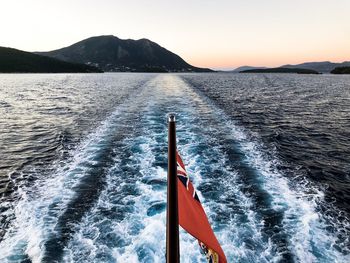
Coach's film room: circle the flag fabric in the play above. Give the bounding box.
[176,151,227,263]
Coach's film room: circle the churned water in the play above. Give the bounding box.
[0,73,349,262]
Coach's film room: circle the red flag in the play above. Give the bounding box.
[177,151,227,263]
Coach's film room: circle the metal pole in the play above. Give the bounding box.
[166,114,180,263]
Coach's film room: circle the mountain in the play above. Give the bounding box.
[331,67,350,74]
[0,46,102,73]
[231,61,350,74]
[240,67,319,74]
[281,61,350,73]
[36,35,212,72]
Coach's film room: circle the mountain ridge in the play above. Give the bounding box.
[232,61,350,73]
[36,35,212,72]
[281,61,350,73]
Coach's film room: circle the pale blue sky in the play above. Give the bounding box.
[1,0,349,69]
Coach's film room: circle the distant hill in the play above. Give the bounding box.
[240,67,319,74]
[36,35,212,72]
[0,47,102,73]
[231,61,350,74]
[281,61,350,73]
[232,66,268,72]
[331,67,350,74]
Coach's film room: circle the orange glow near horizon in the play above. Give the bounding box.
[187,51,350,69]
[183,38,350,69]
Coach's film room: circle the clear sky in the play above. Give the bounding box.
[1,0,349,69]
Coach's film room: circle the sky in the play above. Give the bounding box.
[0,0,349,69]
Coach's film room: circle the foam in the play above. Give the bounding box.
[1,74,349,262]
[0,86,146,262]
[183,75,350,262]
[60,76,277,262]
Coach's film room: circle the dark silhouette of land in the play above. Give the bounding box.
[0,47,102,73]
[240,67,319,74]
[234,61,350,74]
[281,61,350,73]
[331,67,350,74]
[36,35,212,72]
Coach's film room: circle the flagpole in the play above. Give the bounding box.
[166,114,180,263]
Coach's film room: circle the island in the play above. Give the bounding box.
[239,67,320,74]
[331,67,350,74]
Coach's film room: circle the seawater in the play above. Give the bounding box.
[0,73,349,262]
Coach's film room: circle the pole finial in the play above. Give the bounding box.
[168,114,176,122]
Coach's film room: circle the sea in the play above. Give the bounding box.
[0,73,349,263]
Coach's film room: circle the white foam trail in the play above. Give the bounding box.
[219,117,350,262]
[0,87,144,262]
[63,76,278,262]
[183,76,350,262]
[63,112,166,261]
[65,74,350,262]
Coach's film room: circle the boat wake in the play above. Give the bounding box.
[0,75,349,262]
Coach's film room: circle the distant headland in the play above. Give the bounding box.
[0,47,101,73]
[233,61,350,74]
[239,67,319,74]
[331,67,350,74]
